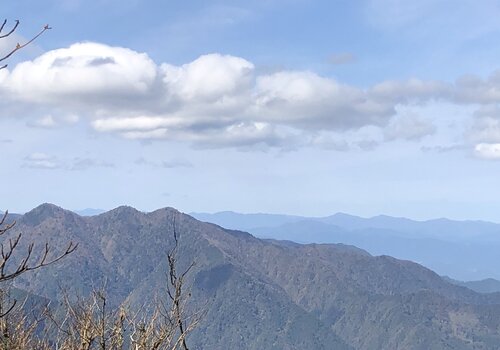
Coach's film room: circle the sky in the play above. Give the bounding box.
[2,0,500,221]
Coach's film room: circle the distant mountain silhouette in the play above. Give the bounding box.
[7,204,500,349]
[192,211,500,281]
[74,208,106,216]
[444,276,500,294]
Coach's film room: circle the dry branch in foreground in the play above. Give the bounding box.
[0,19,51,69]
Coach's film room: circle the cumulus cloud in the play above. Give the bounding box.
[474,143,500,160]
[255,71,401,131]
[5,41,500,153]
[1,42,158,108]
[0,42,404,149]
[161,54,254,102]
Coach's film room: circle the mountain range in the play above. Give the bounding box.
[192,211,500,281]
[4,204,500,349]
[444,277,500,294]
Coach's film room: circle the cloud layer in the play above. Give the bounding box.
[2,42,500,155]
[22,152,114,170]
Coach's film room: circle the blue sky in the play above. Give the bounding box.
[3,0,500,221]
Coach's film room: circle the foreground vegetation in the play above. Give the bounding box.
[0,210,199,350]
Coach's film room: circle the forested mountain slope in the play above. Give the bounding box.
[7,204,500,349]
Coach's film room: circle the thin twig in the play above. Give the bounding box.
[0,22,51,69]
[0,19,19,39]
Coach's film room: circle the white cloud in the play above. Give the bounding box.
[161,54,254,102]
[5,41,500,152]
[254,71,393,130]
[474,143,500,160]
[92,116,175,132]
[2,42,158,107]
[0,42,402,147]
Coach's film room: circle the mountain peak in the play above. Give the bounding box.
[22,203,76,226]
[113,205,139,211]
[35,202,65,211]
[30,203,73,216]
[330,212,359,219]
[105,205,143,216]
[146,206,183,222]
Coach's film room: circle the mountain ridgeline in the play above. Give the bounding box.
[6,204,500,349]
[192,211,500,281]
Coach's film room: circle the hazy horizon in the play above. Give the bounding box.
[5,202,500,225]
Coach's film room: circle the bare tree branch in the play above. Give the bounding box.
[0,230,78,283]
[0,208,203,348]
[0,20,51,70]
[167,213,197,350]
[0,20,19,39]
[0,212,15,236]
[0,209,77,318]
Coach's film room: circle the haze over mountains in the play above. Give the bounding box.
[3,203,500,349]
[192,211,500,282]
[444,277,500,295]
[74,208,106,216]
